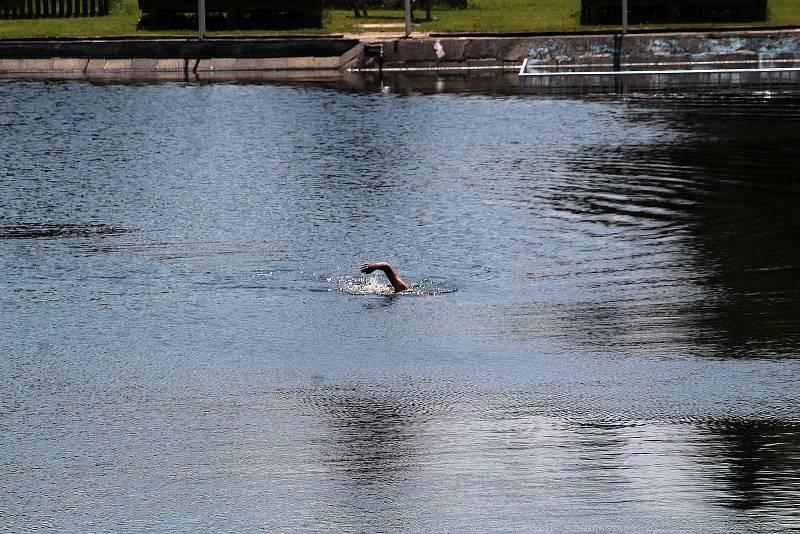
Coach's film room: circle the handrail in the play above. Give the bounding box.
[519,66,800,77]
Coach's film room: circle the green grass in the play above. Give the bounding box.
[330,0,583,34]
[1,0,799,38]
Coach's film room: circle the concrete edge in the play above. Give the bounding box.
[339,43,364,69]
[0,56,349,73]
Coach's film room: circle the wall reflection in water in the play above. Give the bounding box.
[704,421,800,515]
[315,389,419,485]
[550,93,800,357]
[297,380,800,531]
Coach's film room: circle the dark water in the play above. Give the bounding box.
[2,77,799,533]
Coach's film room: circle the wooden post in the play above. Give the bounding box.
[403,0,411,38]
[198,0,205,39]
[622,0,627,33]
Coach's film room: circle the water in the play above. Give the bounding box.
[2,77,799,533]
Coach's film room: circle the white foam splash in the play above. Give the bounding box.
[330,275,395,296]
[329,276,457,296]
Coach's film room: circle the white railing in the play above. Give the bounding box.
[519,57,800,94]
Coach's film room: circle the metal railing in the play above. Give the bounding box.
[518,57,800,94]
[0,0,109,18]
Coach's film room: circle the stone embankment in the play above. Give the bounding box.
[0,28,797,75]
[353,28,800,71]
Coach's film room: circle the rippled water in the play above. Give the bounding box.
[2,78,799,533]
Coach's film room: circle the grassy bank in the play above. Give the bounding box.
[1,0,799,38]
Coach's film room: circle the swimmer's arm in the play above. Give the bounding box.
[360,261,411,293]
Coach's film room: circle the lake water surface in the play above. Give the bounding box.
[2,77,800,533]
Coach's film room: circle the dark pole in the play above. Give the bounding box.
[622,0,627,33]
[198,0,205,39]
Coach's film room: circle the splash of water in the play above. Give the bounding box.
[330,275,457,296]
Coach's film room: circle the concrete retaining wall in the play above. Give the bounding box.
[0,30,797,75]
[0,39,364,73]
[0,37,358,59]
[354,29,800,70]
[0,56,351,73]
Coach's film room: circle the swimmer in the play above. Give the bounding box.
[360,261,411,293]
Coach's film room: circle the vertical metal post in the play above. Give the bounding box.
[404,0,411,38]
[198,0,206,40]
[622,0,627,33]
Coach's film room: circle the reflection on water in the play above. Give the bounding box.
[1,77,799,532]
[0,222,127,239]
[707,421,800,513]
[310,386,419,485]
[548,93,800,357]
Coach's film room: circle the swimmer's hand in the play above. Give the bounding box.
[360,262,384,274]
[360,261,411,293]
